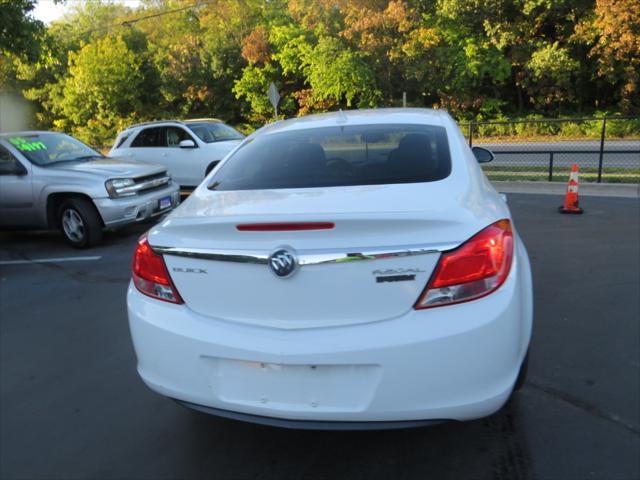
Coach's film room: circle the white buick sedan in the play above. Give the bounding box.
[127,108,533,429]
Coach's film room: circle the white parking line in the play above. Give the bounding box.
[0,256,102,265]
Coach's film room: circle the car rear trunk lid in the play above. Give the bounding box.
[151,182,499,329]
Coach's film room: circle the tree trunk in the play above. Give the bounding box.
[517,86,523,115]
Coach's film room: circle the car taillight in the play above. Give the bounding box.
[415,219,514,309]
[132,234,183,304]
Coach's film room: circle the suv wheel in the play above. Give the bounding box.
[59,198,103,248]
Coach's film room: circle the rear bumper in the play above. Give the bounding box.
[94,183,180,229]
[127,244,533,424]
[176,400,446,430]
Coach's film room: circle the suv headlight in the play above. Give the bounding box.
[105,178,136,198]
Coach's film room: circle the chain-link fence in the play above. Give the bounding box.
[461,116,640,183]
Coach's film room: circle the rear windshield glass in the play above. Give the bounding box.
[187,122,244,143]
[208,124,451,191]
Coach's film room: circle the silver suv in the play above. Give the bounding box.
[0,131,180,248]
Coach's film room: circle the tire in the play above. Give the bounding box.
[498,352,529,411]
[58,197,103,248]
[205,162,217,176]
[513,351,529,391]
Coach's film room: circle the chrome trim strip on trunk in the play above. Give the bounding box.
[152,242,458,266]
[154,247,270,264]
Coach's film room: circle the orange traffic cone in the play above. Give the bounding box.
[559,164,584,214]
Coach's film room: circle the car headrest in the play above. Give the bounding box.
[398,133,431,154]
[283,142,326,177]
[387,133,437,177]
[167,130,180,145]
[289,142,326,166]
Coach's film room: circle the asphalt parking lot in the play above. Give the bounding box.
[1,193,638,480]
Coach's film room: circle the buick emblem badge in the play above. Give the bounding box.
[268,248,297,278]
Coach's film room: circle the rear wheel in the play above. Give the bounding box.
[205,161,219,176]
[59,198,103,248]
[498,352,529,411]
[513,351,529,391]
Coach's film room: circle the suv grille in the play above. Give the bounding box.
[133,172,171,195]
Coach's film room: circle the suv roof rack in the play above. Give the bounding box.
[125,118,223,130]
[126,119,185,129]
[183,118,222,123]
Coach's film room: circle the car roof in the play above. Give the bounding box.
[255,108,448,137]
[183,118,223,123]
[124,118,224,131]
[0,131,63,137]
[124,120,184,130]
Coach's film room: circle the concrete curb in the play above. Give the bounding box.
[492,181,639,198]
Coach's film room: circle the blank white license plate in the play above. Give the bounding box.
[207,358,381,412]
[158,196,172,210]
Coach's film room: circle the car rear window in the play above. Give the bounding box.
[208,124,451,191]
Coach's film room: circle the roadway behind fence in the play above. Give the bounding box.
[461,116,640,184]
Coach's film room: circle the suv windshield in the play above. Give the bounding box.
[208,124,451,191]
[186,122,244,143]
[5,133,102,166]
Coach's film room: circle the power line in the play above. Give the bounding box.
[74,1,213,38]
[119,1,211,27]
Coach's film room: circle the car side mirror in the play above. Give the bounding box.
[0,162,27,176]
[472,146,495,163]
[179,139,197,149]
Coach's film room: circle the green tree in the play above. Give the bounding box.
[57,35,144,144]
[3,0,638,142]
[576,0,640,113]
[303,36,379,108]
[525,42,579,113]
[233,63,290,122]
[8,1,145,134]
[0,0,44,62]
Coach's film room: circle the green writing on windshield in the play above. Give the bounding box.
[9,137,47,152]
